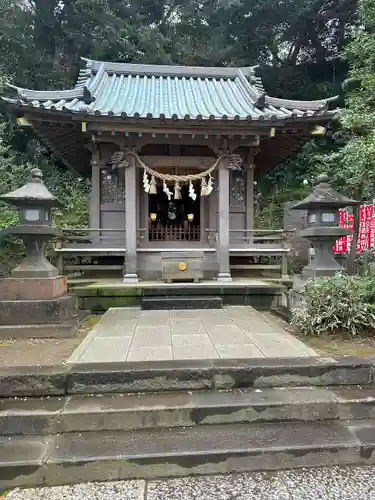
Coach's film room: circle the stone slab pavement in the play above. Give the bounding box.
[7,466,375,499]
[68,306,316,364]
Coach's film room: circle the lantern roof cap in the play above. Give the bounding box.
[0,168,64,207]
[291,173,359,211]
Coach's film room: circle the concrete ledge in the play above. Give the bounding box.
[43,421,361,486]
[4,386,375,437]
[0,357,374,397]
[0,420,372,489]
[0,321,78,339]
[71,283,285,312]
[0,366,69,397]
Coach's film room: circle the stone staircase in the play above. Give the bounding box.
[1,357,375,491]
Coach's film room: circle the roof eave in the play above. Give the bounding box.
[266,95,339,112]
[3,99,336,126]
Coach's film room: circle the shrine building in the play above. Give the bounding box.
[1,58,337,282]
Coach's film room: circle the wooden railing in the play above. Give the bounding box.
[149,224,200,241]
[229,229,294,245]
[53,227,146,275]
[205,228,295,246]
[205,228,295,277]
[55,228,146,249]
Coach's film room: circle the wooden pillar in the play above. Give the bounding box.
[90,145,100,244]
[209,184,217,230]
[246,165,254,242]
[200,195,206,242]
[140,181,149,245]
[217,156,232,282]
[123,152,138,283]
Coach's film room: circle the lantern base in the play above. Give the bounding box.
[302,266,343,280]
[0,321,78,339]
[0,295,78,339]
[10,256,59,279]
[300,235,347,280]
[0,295,76,325]
[0,276,67,301]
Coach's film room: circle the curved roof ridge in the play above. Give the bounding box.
[80,57,257,79]
[266,95,339,111]
[6,85,86,102]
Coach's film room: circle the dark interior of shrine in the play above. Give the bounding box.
[148,182,201,241]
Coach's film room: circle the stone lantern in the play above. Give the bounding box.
[0,169,77,338]
[291,173,359,279]
[0,168,63,278]
[289,173,359,308]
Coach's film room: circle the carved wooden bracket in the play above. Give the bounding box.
[227,153,243,171]
[111,150,134,169]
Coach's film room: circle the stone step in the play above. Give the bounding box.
[0,357,373,397]
[2,386,375,436]
[2,419,375,490]
[141,296,222,310]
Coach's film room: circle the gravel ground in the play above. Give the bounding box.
[5,480,144,500]
[0,315,98,367]
[7,466,375,500]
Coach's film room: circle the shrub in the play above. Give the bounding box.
[291,273,375,337]
[358,275,375,304]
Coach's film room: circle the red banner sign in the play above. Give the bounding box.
[333,204,375,253]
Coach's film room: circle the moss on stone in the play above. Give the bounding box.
[79,296,140,312]
[71,287,100,297]
[98,286,143,297]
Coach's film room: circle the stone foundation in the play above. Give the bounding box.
[0,276,67,300]
[0,294,78,339]
[70,282,285,312]
[0,322,78,339]
[0,295,76,326]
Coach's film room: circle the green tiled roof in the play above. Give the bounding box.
[3,58,338,122]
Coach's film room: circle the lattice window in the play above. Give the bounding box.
[149,224,200,241]
[100,168,125,204]
[230,168,246,205]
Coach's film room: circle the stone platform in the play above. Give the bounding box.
[68,306,316,364]
[69,278,286,312]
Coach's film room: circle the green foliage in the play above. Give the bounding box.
[0,126,90,272]
[291,273,375,337]
[0,0,357,88]
[318,0,375,200]
[0,131,90,230]
[359,275,375,304]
